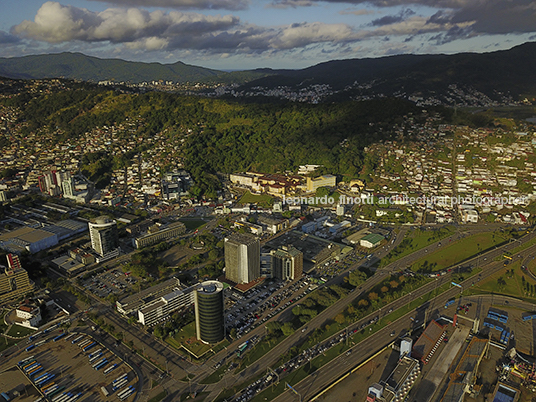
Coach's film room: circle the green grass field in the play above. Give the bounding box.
[380,226,455,267]
[409,232,507,273]
[466,260,536,301]
[6,325,36,338]
[165,321,221,358]
[238,191,273,207]
[200,362,230,384]
[178,219,207,231]
[237,333,287,372]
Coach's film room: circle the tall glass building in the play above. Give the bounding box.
[195,280,224,344]
[89,216,118,257]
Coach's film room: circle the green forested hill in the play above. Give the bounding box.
[1,84,474,197]
[0,52,269,84]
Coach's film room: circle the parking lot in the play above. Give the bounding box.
[0,329,138,402]
[81,269,137,299]
[225,276,314,339]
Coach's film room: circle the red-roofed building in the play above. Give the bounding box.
[412,320,447,364]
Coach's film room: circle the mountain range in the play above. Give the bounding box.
[2,42,536,103]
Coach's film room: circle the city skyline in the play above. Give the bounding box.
[0,0,535,70]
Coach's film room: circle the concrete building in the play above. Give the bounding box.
[6,253,22,270]
[138,287,195,326]
[117,277,182,315]
[0,191,7,202]
[260,252,273,278]
[257,215,289,234]
[0,255,33,302]
[132,221,186,249]
[62,178,75,198]
[271,246,303,280]
[439,337,489,402]
[161,170,192,199]
[69,248,96,265]
[195,280,225,344]
[89,216,119,260]
[461,209,479,223]
[367,356,421,402]
[306,174,336,193]
[490,383,519,402]
[16,304,41,328]
[224,233,260,284]
[0,226,58,254]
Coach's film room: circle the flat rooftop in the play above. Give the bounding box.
[385,356,419,391]
[117,277,181,312]
[264,230,342,264]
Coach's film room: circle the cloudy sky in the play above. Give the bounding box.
[0,0,535,70]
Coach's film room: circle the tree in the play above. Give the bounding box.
[153,325,164,338]
[281,322,295,337]
[368,292,379,302]
[266,321,282,334]
[497,277,506,290]
[335,313,346,325]
[347,270,367,287]
[357,299,369,308]
[389,280,399,289]
[208,249,219,261]
[381,286,389,294]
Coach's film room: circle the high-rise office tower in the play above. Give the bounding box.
[0,255,33,301]
[89,216,119,257]
[271,246,303,280]
[195,280,224,344]
[224,233,260,284]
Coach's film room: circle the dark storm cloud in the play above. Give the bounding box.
[370,8,415,26]
[87,0,250,11]
[272,0,536,37]
[0,30,21,44]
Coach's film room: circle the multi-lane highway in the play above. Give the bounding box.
[192,226,521,400]
[270,230,536,401]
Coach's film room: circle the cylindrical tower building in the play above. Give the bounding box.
[195,280,224,344]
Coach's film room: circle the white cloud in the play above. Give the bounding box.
[125,36,169,50]
[271,22,359,49]
[12,2,239,44]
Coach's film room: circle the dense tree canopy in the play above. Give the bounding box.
[1,86,474,197]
